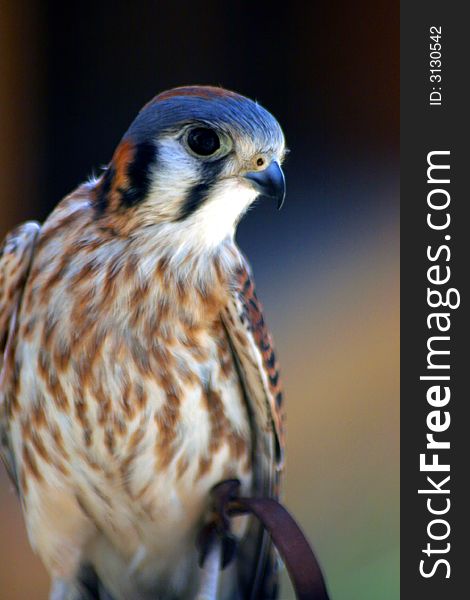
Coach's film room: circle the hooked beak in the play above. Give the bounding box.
[244,161,286,210]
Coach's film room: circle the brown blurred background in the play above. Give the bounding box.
[0,1,399,598]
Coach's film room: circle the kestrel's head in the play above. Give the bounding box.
[95,85,286,247]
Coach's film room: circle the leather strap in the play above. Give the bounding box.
[230,496,330,600]
[198,480,330,600]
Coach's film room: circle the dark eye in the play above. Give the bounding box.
[187,127,221,156]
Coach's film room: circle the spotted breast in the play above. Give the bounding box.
[5,188,253,599]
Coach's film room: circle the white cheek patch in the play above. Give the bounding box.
[148,139,199,214]
[188,178,259,248]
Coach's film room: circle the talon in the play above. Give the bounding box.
[197,479,242,569]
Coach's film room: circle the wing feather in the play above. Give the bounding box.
[222,259,285,481]
[222,258,286,599]
[0,221,40,487]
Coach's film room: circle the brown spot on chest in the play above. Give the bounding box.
[154,392,180,470]
[51,426,69,460]
[22,443,42,481]
[196,385,250,481]
[31,400,47,428]
[105,428,116,455]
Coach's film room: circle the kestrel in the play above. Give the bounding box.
[0,86,286,600]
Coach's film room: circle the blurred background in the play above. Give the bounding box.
[0,1,399,598]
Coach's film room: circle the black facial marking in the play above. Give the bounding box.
[119,141,157,208]
[94,141,157,214]
[177,160,225,221]
[179,181,213,221]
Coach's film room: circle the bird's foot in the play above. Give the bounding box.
[197,478,241,570]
